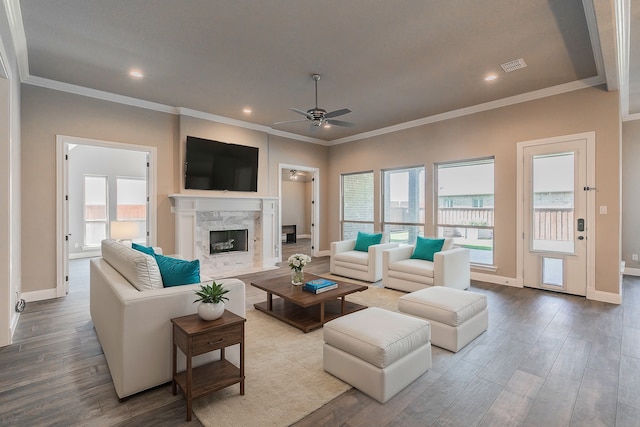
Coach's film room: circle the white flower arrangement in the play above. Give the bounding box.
[288,253,311,271]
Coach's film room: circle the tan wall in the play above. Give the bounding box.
[281,180,309,234]
[622,120,640,269]
[20,83,621,296]
[328,86,621,294]
[21,85,178,292]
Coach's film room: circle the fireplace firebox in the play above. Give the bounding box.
[209,229,248,254]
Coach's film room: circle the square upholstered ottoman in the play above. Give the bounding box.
[323,307,431,403]
[398,286,487,352]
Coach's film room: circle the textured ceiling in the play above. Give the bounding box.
[14,0,622,142]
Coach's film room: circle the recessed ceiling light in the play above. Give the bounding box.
[129,69,144,79]
[243,107,252,114]
[484,74,498,82]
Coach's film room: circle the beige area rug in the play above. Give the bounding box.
[192,286,405,427]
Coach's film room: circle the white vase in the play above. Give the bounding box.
[197,301,225,321]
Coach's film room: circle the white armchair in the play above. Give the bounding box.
[330,233,399,282]
[383,238,470,292]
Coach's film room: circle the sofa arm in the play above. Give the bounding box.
[434,247,470,290]
[369,242,399,281]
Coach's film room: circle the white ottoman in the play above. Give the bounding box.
[398,286,488,353]
[323,307,431,403]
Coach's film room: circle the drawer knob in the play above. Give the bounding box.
[208,338,224,345]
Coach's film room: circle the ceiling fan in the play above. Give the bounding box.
[275,74,355,129]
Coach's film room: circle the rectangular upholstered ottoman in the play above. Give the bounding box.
[398,286,487,352]
[323,307,431,403]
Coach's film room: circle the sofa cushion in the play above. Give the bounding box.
[389,258,435,277]
[411,237,444,261]
[101,239,163,291]
[354,232,383,252]
[155,254,201,287]
[442,238,454,251]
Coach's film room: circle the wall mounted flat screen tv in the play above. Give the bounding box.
[185,136,259,192]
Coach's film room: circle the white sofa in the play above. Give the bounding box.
[90,239,246,399]
[330,234,399,282]
[382,238,470,292]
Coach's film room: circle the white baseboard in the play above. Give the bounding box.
[471,271,520,287]
[22,288,59,302]
[316,250,330,257]
[587,288,622,305]
[297,234,311,239]
[624,267,640,277]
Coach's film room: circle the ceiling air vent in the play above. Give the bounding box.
[501,58,527,73]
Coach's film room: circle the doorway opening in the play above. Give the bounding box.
[56,136,157,296]
[278,164,319,261]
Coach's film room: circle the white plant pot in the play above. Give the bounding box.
[197,301,225,321]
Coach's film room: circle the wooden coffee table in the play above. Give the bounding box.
[251,273,368,332]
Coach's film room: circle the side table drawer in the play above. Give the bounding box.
[191,323,243,356]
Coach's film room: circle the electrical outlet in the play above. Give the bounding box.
[599,206,608,214]
[74,242,79,248]
[633,254,638,261]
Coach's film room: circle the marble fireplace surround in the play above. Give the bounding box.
[169,194,279,278]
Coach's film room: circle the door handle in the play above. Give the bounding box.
[577,236,585,240]
[577,218,585,232]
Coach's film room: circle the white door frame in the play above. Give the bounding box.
[516,131,596,298]
[278,163,320,260]
[56,135,157,297]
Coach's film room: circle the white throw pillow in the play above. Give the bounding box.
[101,239,163,290]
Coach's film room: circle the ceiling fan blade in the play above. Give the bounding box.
[274,119,308,125]
[326,119,356,128]
[290,108,312,119]
[324,108,351,119]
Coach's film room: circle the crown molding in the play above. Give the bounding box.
[24,74,179,114]
[330,76,606,145]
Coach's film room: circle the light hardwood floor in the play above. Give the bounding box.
[1,239,640,426]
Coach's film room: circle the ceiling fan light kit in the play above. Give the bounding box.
[275,73,355,130]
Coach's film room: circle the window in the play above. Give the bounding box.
[436,158,494,265]
[84,175,108,247]
[341,171,374,239]
[116,177,147,243]
[382,166,425,244]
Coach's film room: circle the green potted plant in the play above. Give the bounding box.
[194,282,230,320]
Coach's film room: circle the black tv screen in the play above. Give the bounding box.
[185,136,259,192]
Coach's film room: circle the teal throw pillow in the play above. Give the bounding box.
[131,242,155,256]
[353,232,383,252]
[410,237,445,261]
[155,254,201,287]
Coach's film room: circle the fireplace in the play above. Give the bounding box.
[210,229,249,254]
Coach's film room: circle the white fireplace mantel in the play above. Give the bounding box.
[169,194,279,275]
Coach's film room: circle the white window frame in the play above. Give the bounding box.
[436,157,495,266]
[381,165,425,244]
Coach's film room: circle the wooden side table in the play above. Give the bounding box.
[171,310,245,421]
